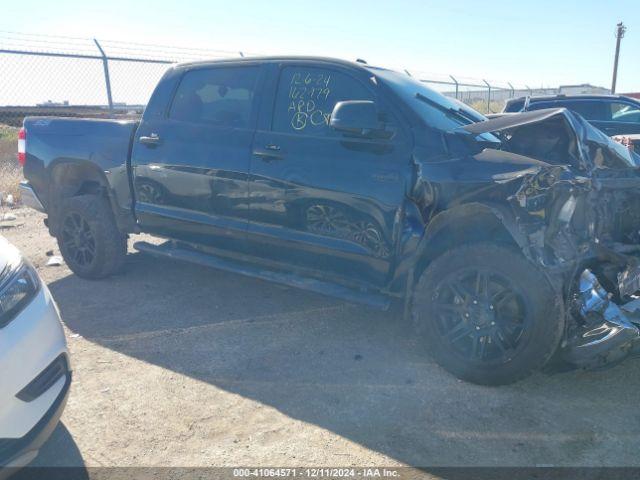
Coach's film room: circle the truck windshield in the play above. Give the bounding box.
[371,67,499,143]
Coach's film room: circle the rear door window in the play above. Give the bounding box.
[272,66,374,136]
[170,66,260,128]
[528,100,608,120]
[611,102,640,123]
[560,100,608,120]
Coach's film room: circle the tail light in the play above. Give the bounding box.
[17,127,26,166]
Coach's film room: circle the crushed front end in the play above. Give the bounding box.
[563,269,640,367]
[464,108,640,369]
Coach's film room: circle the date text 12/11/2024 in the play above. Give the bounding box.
[287,72,332,131]
[233,468,401,478]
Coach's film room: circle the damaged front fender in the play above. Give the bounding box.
[423,201,526,246]
[415,108,640,371]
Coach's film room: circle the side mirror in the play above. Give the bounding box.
[330,100,386,137]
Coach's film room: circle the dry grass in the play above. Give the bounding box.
[0,125,23,201]
[468,100,505,115]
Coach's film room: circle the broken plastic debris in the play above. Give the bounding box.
[46,255,64,266]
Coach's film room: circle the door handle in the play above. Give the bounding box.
[139,133,161,146]
[253,144,283,162]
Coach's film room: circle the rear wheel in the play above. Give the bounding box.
[412,243,563,385]
[56,195,127,279]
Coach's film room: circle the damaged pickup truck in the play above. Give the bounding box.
[18,57,640,385]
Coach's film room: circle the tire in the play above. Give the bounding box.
[55,195,127,279]
[412,243,563,386]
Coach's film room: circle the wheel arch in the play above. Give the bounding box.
[414,202,530,280]
[47,161,116,236]
[50,160,110,195]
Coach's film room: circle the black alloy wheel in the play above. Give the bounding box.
[61,212,97,267]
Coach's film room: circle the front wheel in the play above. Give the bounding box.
[412,243,563,385]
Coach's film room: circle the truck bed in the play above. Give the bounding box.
[22,117,139,217]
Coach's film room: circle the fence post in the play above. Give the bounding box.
[449,75,459,99]
[508,82,515,98]
[93,39,114,112]
[483,79,491,113]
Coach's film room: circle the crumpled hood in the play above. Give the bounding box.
[472,149,554,183]
[462,107,640,170]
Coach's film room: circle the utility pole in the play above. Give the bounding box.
[611,22,626,94]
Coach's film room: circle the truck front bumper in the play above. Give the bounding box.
[563,269,640,369]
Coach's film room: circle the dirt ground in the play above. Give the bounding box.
[2,205,640,471]
[0,126,22,202]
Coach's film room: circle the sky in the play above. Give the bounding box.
[0,0,638,97]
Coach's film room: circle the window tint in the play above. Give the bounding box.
[611,102,640,123]
[273,66,373,135]
[561,101,607,120]
[527,101,556,111]
[529,100,607,120]
[170,66,259,127]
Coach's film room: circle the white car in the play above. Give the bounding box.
[0,237,71,470]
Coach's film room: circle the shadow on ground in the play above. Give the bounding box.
[12,424,88,479]
[47,252,640,467]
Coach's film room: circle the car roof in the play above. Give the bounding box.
[174,55,374,72]
[506,94,639,103]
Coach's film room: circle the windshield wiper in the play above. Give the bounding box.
[415,93,480,125]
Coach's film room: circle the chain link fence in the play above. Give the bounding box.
[0,31,607,200]
[0,32,235,200]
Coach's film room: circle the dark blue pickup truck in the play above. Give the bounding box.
[17,57,640,385]
[504,94,640,136]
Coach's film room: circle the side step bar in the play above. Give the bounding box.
[133,241,391,310]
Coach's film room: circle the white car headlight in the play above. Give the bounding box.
[0,262,40,328]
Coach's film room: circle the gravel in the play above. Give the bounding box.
[2,205,640,469]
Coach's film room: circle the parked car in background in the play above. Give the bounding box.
[503,94,640,137]
[0,237,71,470]
[16,57,640,385]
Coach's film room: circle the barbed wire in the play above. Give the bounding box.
[0,31,520,88]
[0,31,261,62]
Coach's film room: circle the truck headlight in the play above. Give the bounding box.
[0,263,40,328]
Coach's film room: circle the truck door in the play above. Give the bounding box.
[247,63,412,286]
[131,64,263,251]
